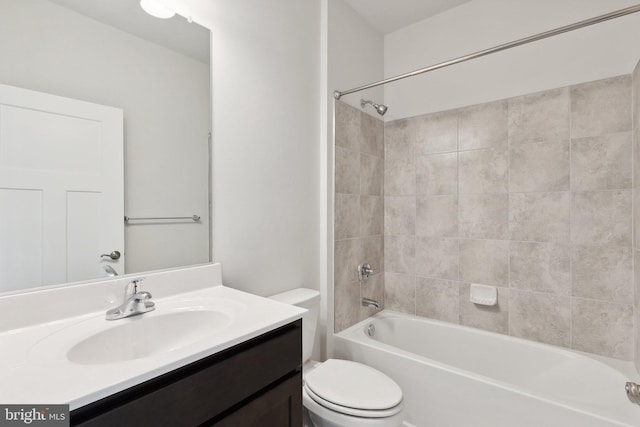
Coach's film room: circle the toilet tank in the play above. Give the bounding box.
[269,288,320,363]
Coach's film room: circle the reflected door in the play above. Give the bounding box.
[0,84,124,292]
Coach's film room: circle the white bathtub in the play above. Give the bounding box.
[333,311,640,427]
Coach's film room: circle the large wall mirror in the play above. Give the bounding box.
[0,0,211,295]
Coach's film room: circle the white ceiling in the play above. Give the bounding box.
[48,0,209,64]
[344,0,472,34]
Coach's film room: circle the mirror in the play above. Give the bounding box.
[0,0,211,295]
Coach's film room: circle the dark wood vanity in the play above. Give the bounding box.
[70,320,302,427]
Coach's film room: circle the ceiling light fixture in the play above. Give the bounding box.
[140,0,175,19]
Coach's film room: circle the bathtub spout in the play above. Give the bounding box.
[362,298,380,310]
[626,382,640,405]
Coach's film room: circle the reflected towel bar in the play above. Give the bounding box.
[124,215,200,222]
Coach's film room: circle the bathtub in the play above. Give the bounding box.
[333,311,640,427]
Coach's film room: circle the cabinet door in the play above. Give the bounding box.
[211,372,302,427]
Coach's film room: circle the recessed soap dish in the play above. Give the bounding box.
[470,283,497,306]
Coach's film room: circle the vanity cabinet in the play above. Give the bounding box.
[70,320,302,427]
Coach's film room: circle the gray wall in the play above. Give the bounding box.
[381,75,634,360]
[334,101,384,332]
[634,60,640,370]
[0,0,210,274]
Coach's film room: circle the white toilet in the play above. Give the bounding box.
[270,288,404,427]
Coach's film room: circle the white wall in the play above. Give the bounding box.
[171,0,322,298]
[384,0,640,119]
[0,0,210,275]
[328,0,385,111]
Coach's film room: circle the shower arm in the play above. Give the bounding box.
[333,4,640,100]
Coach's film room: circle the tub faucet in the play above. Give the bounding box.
[106,278,155,320]
[626,382,640,405]
[362,298,381,310]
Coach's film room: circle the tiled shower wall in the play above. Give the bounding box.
[334,101,385,332]
[384,75,634,360]
[634,61,640,370]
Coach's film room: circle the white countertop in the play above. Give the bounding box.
[0,265,305,410]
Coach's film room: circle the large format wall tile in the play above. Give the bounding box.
[571,132,632,191]
[335,194,360,240]
[360,196,383,237]
[458,147,508,194]
[385,273,416,314]
[571,75,632,139]
[413,110,458,155]
[415,237,459,280]
[459,239,508,286]
[509,192,570,243]
[335,146,360,194]
[571,190,632,246]
[416,152,458,195]
[458,193,509,239]
[509,140,569,193]
[458,100,508,150]
[361,111,384,157]
[385,235,415,274]
[361,154,383,196]
[509,242,570,295]
[335,100,362,151]
[334,102,384,332]
[363,236,384,273]
[508,87,570,145]
[416,195,458,237]
[335,238,363,285]
[378,74,636,360]
[385,196,416,236]
[509,290,570,347]
[572,244,633,303]
[334,277,360,333]
[634,61,640,371]
[385,139,416,196]
[416,278,459,322]
[572,298,633,360]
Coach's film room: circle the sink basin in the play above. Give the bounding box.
[29,297,246,366]
[67,310,231,365]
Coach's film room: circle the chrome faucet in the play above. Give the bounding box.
[106,278,155,320]
[357,260,379,283]
[626,382,640,405]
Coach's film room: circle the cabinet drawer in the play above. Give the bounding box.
[72,320,302,427]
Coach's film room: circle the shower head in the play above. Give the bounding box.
[360,99,388,116]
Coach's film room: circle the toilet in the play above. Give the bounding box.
[269,288,404,427]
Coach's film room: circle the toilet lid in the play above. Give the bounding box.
[304,359,403,411]
[304,384,403,418]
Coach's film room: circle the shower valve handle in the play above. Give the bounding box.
[358,260,378,283]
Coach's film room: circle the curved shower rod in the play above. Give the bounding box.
[333,4,640,100]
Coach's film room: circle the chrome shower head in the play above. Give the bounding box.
[360,99,388,116]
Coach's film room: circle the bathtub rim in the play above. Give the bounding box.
[334,310,640,427]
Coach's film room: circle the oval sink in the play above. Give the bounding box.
[67,310,231,365]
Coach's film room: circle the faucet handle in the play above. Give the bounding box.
[124,277,146,297]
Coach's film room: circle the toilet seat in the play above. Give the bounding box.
[304,384,402,418]
[304,359,403,418]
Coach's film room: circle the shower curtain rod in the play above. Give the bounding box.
[333,4,640,100]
